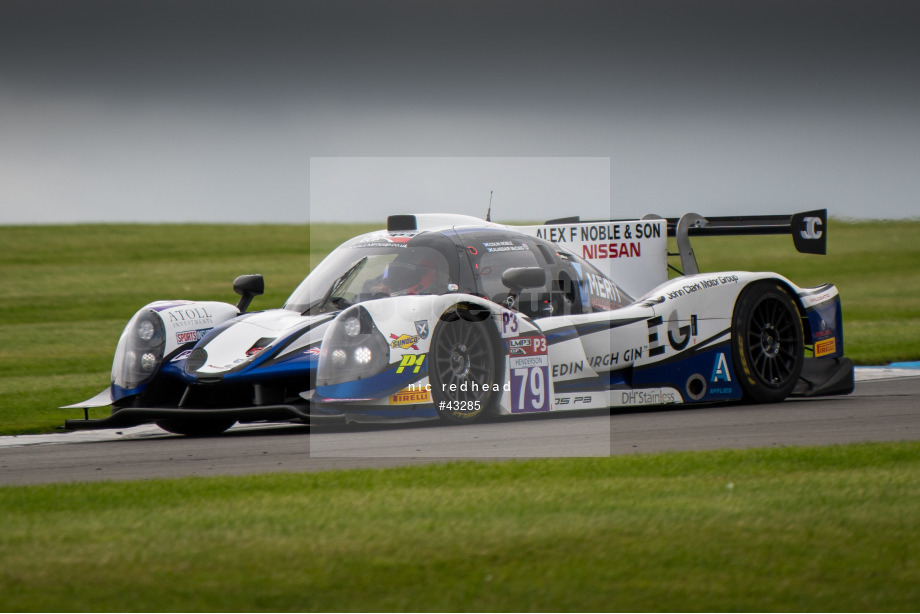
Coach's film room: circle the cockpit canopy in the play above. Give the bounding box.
[284,227,633,317]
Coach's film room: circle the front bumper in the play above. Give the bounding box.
[63,404,338,431]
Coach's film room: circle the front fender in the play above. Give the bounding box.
[110,300,240,403]
[315,294,539,407]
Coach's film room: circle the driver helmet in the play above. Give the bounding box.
[381,256,441,295]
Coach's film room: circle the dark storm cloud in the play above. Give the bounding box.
[5,1,918,109]
[1,1,919,222]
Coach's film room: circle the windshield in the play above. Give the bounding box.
[285,241,453,314]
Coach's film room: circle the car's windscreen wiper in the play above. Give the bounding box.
[311,256,367,314]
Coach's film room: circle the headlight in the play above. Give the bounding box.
[112,309,167,390]
[137,319,156,342]
[316,306,389,386]
[354,346,372,364]
[343,317,361,337]
[140,352,158,371]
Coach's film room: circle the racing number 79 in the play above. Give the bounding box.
[513,367,545,411]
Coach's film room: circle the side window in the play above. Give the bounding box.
[475,239,545,301]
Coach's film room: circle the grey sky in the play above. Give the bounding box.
[2,1,918,225]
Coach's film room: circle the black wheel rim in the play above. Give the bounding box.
[434,320,494,405]
[746,296,800,388]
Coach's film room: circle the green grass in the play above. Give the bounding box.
[1,219,917,435]
[0,223,375,435]
[1,443,918,612]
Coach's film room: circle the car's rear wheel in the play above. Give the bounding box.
[429,314,501,424]
[731,281,804,403]
[155,419,236,437]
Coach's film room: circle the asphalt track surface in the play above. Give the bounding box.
[1,370,918,486]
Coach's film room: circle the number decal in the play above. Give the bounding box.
[530,366,545,409]
[514,368,528,409]
[508,335,552,413]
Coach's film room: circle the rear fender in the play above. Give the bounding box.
[796,284,844,359]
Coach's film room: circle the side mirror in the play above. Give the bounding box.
[501,267,547,292]
[233,274,264,313]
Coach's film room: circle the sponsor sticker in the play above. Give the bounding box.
[414,320,429,339]
[619,389,679,406]
[509,337,532,356]
[390,333,421,350]
[711,352,732,383]
[553,395,593,407]
[354,237,411,248]
[800,216,823,240]
[390,387,432,405]
[165,307,215,329]
[815,338,837,357]
[170,349,193,363]
[175,328,212,344]
[586,272,623,310]
[803,291,835,307]
[395,353,426,374]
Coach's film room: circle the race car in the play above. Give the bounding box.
[64,210,854,435]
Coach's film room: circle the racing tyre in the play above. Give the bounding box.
[429,315,501,424]
[155,419,236,437]
[731,281,804,403]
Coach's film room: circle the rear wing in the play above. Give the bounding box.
[660,208,827,275]
[523,209,827,298]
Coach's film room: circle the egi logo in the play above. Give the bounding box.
[648,312,699,357]
[800,217,823,240]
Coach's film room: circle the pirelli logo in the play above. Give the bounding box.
[815,338,837,357]
[390,388,431,405]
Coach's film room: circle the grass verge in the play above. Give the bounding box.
[1,442,918,612]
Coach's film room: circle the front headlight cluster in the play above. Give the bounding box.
[316,306,389,387]
[112,309,167,390]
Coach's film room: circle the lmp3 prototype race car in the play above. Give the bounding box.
[65,210,854,436]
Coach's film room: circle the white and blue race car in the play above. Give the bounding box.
[65,210,854,435]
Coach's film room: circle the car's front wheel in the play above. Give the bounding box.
[731,281,804,403]
[429,313,501,424]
